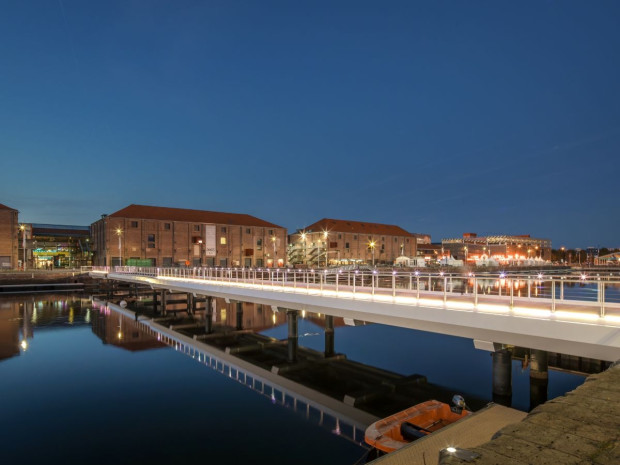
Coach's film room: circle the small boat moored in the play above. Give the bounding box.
[364,395,470,454]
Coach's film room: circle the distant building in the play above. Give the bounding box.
[0,203,19,269]
[29,224,91,269]
[442,233,552,264]
[595,252,620,266]
[91,204,286,268]
[288,218,418,266]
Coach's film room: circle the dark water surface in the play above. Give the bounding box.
[0,294,588,465]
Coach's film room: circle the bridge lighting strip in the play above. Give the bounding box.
[148,275,620,328]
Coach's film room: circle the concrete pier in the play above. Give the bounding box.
[287,309,298,363]
[324,315,335,357]
[492,348,512,406]
[205,296,213,334]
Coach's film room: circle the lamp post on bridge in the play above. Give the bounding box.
[271,235,277,268]
[115,227,123,266]
[19,224,26,270]
[369,240,376,267]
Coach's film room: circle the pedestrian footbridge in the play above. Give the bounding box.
[89,267,620,361]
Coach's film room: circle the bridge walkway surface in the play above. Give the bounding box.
[376,363,620,465]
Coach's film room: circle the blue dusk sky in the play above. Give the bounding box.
[1,1,619,248]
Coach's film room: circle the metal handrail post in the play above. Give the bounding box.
[510,280,514,309]
[353,273,356,294]
[443,277,447,303]
[372,273,375,296]
[551,279,556,312]
[392,274,396,298]
[528,278,531,298]
[600,282,606,317]
[560,278,564,300]
[416,276,420,300]
[409,273,412,291]
[474,278,478,307]
[320,273,323,292]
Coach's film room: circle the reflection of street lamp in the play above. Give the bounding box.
[560,246,565,263]
[19,224,26,270]
[115,227,123,266]
[271,236,277,268]
[369,240,376,267]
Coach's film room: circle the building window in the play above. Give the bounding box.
[338,234,342,239]
[395,238,398,242]
[345,242,350,249]
[257,239,262,250]
[246,228,252,234]
[147,234,156,248]
[406,238,409,243]
[221,227,227,233]
[164,223,171,230]
[353,235,357,240]
[381,244,385,251]
[220,237,227,245]
[268,230,273,235]
[194,225,200,232]
[131,221,138,228]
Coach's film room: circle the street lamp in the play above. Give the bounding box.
[19,224,27,270]
[198,239,203,266]
[115,227,123,266]
[369,240,376,267]
[322,230,329,267]
[300,232,307,265]
[463,246,468,263]
[271,236,277,268]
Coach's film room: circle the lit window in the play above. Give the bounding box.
[220,237,227,245]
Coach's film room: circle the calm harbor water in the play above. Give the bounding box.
[0,293,589,464]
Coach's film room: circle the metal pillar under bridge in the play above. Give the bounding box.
[187,293,193,315]
[287,309,299,363]
[161,290,167,316]
[236,301,243,331]
[492,348,513,407]
[152,290,158,314]
[530,349,549,410]
[205,296,213,334]
[324,315,335,358]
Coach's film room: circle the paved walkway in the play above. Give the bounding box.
[436,363,620,464]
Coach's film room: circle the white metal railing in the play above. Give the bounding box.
[91,266,620,318]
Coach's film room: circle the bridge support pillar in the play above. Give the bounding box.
[324,315,335,358]
[529,349,548,410]
[492,348,513,406]
[152,290,158,314]
[236,301,243,330]
[287,309,299,363]
[205,296,213,334]
[187,293,193,315]
[161,290,167,316]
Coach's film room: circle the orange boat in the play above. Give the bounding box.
[364,396,470,454]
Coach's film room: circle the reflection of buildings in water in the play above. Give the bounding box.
[0,294,94,362]
[0,299,21,362]
[92,307,166,352]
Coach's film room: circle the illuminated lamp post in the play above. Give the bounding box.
[300,232,307,266]
[115,227,123,266]
[271,235,277,268]
[369,240,376,267]
[19,224,26,270]
[198,239,203,266]
[463,246,468,263]
[322,230,329,267]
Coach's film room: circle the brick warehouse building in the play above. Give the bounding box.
[91,204,287,268]
[0,203,19,269]
[288,218,418,266]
